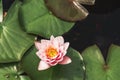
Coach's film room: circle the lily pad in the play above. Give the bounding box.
[82,44,120,80]
[78,0,95,5]
[21,47,85,80]
[44,0,94,21]
[19,0,74,38]
[0,0,34,63]
[0,63,31,80]
[0,0,3,22]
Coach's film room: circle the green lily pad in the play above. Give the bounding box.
[82,44,120,80]
[78,0,95,5]
[44,0,93,21]
[20,76,31,80]
[0,0,3,22]
[0,0,34,63]
[0,63,31,80]
[19,0,74,38]
[21,47,85,80]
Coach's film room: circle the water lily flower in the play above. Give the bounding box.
[35,35,72,71]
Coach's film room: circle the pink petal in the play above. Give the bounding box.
[35,41,41,50]
[38,61,51,71]
[62,42,69,55]
[41,39,49,44]
[50,35,55,41]
[36,51,47,60]
[56,53,64,61]
[49,61,58,66]
[55,36,64,45]
[59,56,72,65]
[36,51,41,59]
[64,42,69,51]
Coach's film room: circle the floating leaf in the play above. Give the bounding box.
[21,47,85,80]
[19,0,74,38]
[78,0,95,5]
[0,0,34,63]
[0,63,31,80]
[82,44,120,80]
[0,0,3,22]
[44,0,94,21]
[20,76,31,80]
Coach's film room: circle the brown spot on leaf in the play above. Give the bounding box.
[103,64,109,71]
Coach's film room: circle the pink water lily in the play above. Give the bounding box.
[35,35,72,71]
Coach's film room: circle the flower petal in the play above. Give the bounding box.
[55,36,64,45]
[36,51,47,61]
[49,61,58,66]
[35,41,41,50]
[59,56,72,65]
[36,51,41,59]
[41,39,49,44]
[62,42,69,55]
[50,35,55,41]
[64,42,69,51]
[38,61,51,71]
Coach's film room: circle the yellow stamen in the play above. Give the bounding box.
[46,47,58,59]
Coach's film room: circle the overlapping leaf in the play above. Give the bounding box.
[0,63,31,80]
[0,0,34,63]
[19,0,74,38]
[78,0,95,5]
[44,0,95,21]
[21,47,85,80]
[82,44,120,80]
[0,0,3,22]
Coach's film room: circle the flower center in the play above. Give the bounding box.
[46,47,58,59]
